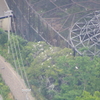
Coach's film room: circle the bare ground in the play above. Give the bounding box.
[0,55,35,100]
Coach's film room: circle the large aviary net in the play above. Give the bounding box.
[6,0,100,56]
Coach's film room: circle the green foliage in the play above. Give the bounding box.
[0,29,100,100]
[0,75,13,100]
[75,91,100,100]
[0,30,8,45]
[0,29,8,58]
[53,56,100,100]
[79,46,89,52]
[0,28,5,34]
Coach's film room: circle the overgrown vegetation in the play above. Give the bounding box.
[0,29,14,100]
[0,29,100,100]
[0,75,13,100]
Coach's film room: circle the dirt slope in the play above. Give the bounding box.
[0,55,35,100]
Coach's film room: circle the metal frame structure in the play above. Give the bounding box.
[70,10,100,56]
[6,0,100,56]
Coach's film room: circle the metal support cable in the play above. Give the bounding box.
[7,12,19,73]
[10,29,23,78]
[6,10,23,78]
[9,33,19,73]
[12,16,30,89]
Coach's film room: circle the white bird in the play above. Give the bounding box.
[75,66,78,69]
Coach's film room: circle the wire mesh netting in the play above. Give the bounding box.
[6,0,100,56]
